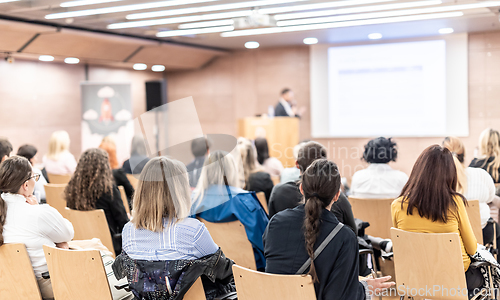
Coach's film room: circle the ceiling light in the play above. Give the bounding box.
[157,25,234,37]
[126,0,305,20]
[275,0,441,21]
[60,0,122,7]
[303,37,318,44]
[152,65,166,72]
[262,0,395,16]
[221,11,463,37]
[0,0,20,3]
[64,57,80,64]
[45,0,218,19]
[133,63,147,70]
[39,55,54,62]
[245,41,260,49]
[439,27,454,34]
[368,33,383,39]
[108,10,251,29]
[179,19,234,29]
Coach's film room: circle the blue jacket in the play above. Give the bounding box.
[192,185,269,270]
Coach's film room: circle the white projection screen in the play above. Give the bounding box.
[310,33,468,138]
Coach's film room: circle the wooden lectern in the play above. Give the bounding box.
[238,117,299,168]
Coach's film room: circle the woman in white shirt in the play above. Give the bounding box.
[443,136,498,250]
[255,137,284,177]
[351,137,408,199]
[0,156,74,299]
[17,144,48,203]
[43,130,77,175]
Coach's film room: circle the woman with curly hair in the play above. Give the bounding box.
[65,148,129,255]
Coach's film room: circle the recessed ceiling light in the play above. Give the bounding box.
[152,65,166,72]
[39,55,54,62]
[368,33,383,39]
[439,27,454,34]
[133,63,147,70]
[64,57,80,64]
[303,37,318,45]
[245,41,260,49]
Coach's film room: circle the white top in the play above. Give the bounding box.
[464,167,496,228]
[263,157,284,177]
[2,193,74,278]
[279,98,294,117]
[350,163,408,199]
[32,167,47,202]
[43,151,77,175]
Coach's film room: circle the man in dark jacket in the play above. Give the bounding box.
[274,88,306,118]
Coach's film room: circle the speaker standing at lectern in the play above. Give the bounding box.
[274,88,306,118]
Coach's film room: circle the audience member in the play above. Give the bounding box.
[236,137,274,202]
[279,141,305,184]
[99,137,135,207]
[191,151,268,270]
[43,130,77,175]
[113,157,235,299]
[264,159,394,300]
[0,156,74,300]
[65,148,128,255]
[443,136,500,253]
[122,136,149,175]
[469,128,500,183]
[268,141,356,233]
[351,137,408,199]
[186,136,210,188]
[274,88,306,118]
[0,138,12,162]
[392,145,483,295]
[255,137,284,177]
[17,144,48,203]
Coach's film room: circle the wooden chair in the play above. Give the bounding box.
[44,183,68,217]
[232,265,315,300]
[64,208,115,256]
[0,243,42,300]
[349,197,394,239]
[47,173,72,184]
[271,175,280,186]
[118,186,131,216]
[125,174,139,189]
[391,228,489,300]
[184,277,206,300]
[466,200,484,244]
[255,192,268,214]
[198,218,256,270]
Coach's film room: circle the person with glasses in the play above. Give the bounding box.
[0,155,74,300]
[17,144,48,203]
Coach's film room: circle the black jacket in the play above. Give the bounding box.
[275,101,300,117]
[247,171,274,203]
[263,205,366,300]
[470,157,500,183]
[267,180,357,234]
[112,168,134,208]
[113,248,235,300]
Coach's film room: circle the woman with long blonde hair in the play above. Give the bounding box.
[236,138,274,202]
[43,130,77,175]
[470,128,500,183]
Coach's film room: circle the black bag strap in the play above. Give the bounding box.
[296,223,344,275]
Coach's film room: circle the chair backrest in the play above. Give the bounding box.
[44,183,68,217]
[271,176,280,186]
[255,192,268,214]
[125,174,139,189]
[232,265,315,300]
[43,245,112,300]
[64,208,115,255]
[349,197,394,239]
[391,228,468,300]
[47,173,72,184]
[118,186,131,216]
[0,243,42,300]
[184,277,206,300]
[465,199,483,244]
[198,218,256,270]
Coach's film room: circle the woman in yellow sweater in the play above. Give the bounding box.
[391,145,483,295]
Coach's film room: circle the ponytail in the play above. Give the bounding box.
[304,196,323,282]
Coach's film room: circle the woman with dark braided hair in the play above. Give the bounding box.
[263,159,394,300]
[65,148,128,255]
[0,156,74,299]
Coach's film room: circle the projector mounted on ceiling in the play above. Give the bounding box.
[233,12,276,29]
